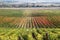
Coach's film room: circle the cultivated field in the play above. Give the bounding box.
[0,9,60,40]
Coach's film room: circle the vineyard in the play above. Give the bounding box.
[0,9,60,40]
[0,16,60,28]
[0,28,60,40]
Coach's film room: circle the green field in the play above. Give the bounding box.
[0,9,60,40]
[0,27,60,40]
[0,9,60,17]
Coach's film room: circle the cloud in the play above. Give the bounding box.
[0,0,60,3]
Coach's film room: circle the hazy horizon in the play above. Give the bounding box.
[0,0,60,3]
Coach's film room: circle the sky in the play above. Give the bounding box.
[0,0,60,3]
